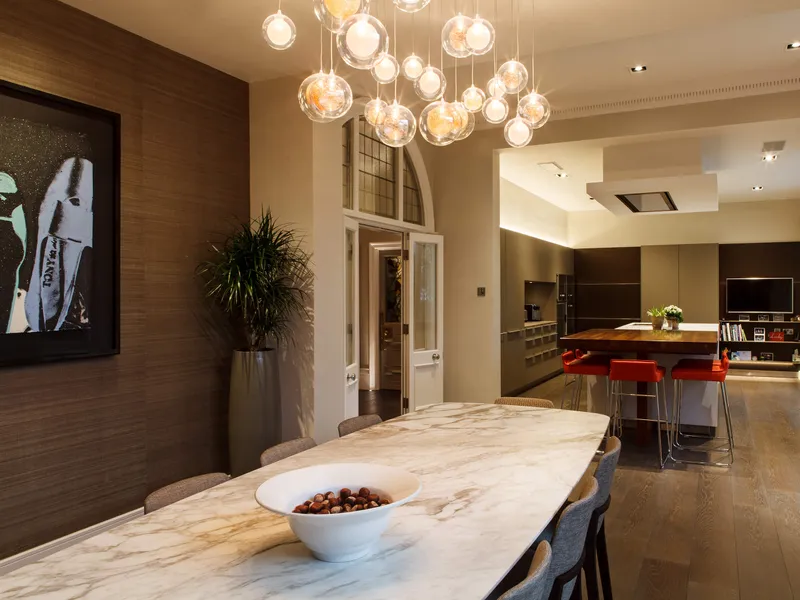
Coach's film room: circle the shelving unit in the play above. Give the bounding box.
[501,321,561,395]
[720,319,800,369]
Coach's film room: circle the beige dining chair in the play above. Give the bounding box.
[338,414,382,437]
[496,397,555,409]
[260,437,317,467]
[498,541,553,600]
[144,473,230,514]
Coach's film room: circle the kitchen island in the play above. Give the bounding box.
[561,323,720,428]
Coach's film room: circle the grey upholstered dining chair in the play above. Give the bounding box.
[498,541,553,600]
[582,436,622,600]
[260,437,317,467]
[338,414,382,437]
[546,477,600,600]
[496,398,555,409]
[144,473,230,514]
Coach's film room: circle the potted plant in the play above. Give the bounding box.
[647,306,665,330]
[198,211,312,476]
[664,305,684,330]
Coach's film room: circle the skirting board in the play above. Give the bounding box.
[0,507,144,576]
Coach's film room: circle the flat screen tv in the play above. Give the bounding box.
[726,278,794,314]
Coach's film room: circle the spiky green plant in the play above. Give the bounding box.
[198,211,312,350]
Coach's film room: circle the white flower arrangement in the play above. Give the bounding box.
[664,305,684,323]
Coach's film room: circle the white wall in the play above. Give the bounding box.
[499,178,570,247]
[569,198,800,248]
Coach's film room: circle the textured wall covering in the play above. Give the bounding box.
[0,0,249,558]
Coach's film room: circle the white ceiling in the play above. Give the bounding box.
[58,1,800,113]
[500,118,800,212]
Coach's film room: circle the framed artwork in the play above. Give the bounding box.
[0,80,120,366]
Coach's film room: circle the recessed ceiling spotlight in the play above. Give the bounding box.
[762,153,779,162]
[787,42,800,50]
[752,186,764,191]
[630,65,647,73]
[557,172,569,179]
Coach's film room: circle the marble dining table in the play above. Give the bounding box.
[0,403,609,600]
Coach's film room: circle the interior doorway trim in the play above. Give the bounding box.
[367,240,402,390]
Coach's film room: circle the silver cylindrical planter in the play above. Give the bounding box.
[229,349,281,476]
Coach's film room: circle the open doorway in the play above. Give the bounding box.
[358,225,404,421]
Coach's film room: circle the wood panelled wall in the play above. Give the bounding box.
[574,248,642,331]
[0,0,250,558]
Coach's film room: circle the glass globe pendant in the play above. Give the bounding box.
[299,70,353,121]
[393,0,431,13]
[442,14,474,58]
[262,10,296,50]
[465,16,494,56]
[414,65,446,101]
[364,97,388,127]
[504,116,533,147]
[420,100,456,146]
[517,92,551,129]
[462,85,486,112]
[371,53,399,84]
[337,13,389,69]
[401,54,425,80]
[487,75,506,98]
[313,0,366,32]
[497,60,529,95]
[481,95,508,124]
[450,101,470,139]
[375,100,417,147]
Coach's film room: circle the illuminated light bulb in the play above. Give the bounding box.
[481,96,508,124]
[420,100,456,146]
[414,65,446,101]
[454,107,475,140]
[371,53,400,84]
[497,60,528,95]
[401,54,425,81]
[465,16,494,55]
[364,98,388,126]
[262,11,296,50]
[487,75,505,98]
[375,101,417,147]
[337,13,388,69]
[450,101,470,138]
[504,116,533,148]
[299,70,353,121]
[442,14,474,58]
[393,0,431,13]
[517,92,551,129]
[313,0,365,32]
[462,85,486,112]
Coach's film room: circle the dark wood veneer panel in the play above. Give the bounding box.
[0,0,249,558]
[575,247,641,284]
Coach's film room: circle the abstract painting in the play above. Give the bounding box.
[0,81,119,366]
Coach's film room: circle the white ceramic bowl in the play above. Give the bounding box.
[255,463,421,562]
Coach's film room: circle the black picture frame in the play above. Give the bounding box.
[0,80,120,367]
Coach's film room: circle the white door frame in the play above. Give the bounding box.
[343,217,360,420]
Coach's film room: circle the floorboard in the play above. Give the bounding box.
[524,373,800,600]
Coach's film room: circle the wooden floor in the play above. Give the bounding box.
[524,374,800,600]
[359,389,402,421]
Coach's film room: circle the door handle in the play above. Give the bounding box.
[432,353,441,361]
[346,373,357,383]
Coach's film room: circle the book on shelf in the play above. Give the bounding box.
[719,323,747,342]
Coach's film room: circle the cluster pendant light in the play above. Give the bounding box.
[262,0,550,149]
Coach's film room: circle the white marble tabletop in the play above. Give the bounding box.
[0,403,609,600]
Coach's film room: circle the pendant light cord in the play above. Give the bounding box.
[393,6,398,100]
[427,2,432,64]
[330,31,334,72]
[515,0,519,60]
[530,0,535,91]
[320,25,324,71]
[492,0,498,72]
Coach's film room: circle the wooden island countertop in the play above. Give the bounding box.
[560,328,719,355]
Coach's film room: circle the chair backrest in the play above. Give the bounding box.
[720,349,730,373]
[144,473,230,514]
[561,350,577,368]
[338,414,383,437]
[260,437,317,467]
[550,477,599,579]
[496,397,555,409]
[609,359,660,382]
[499,541,553,600]
[594,436,621,508]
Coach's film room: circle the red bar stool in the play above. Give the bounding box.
[669,350,734,467]
[609,359,670,468]
[560,350,611,411]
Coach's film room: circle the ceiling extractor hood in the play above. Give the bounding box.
[586,139,718,216]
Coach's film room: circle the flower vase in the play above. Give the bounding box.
[668,319,679,331]
[650,316,665,330]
